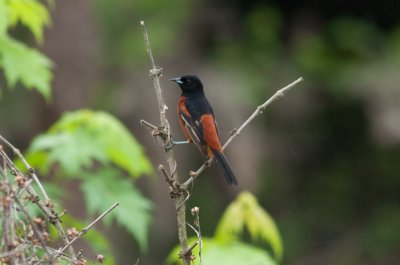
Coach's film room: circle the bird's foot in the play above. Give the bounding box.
[164,139,190,151]
[172,139,190,145]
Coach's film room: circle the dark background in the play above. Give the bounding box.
[1,0,399,264]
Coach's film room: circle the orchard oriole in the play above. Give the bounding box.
[171,74,238,185]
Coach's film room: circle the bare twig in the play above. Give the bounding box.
[0,244,26,259]
[158,164,176,188]
[191,206,202,265]
[0,135,49,202]
[0,147,74,256]
[134,257,140,265]
[182,77,304,188]
[13,195,52,259]
[140,119,158,131]
[140,21,191,265]
[54,202,119,258]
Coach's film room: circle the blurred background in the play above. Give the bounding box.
[1,0,400,264]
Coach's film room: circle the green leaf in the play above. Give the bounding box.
[81,168,152,251]
[0,1,10,36]
[48,110,153,177]
[26,110,152,178]
[7,0,51,43]
[0,35,52,100]
[29,132,108,176]
[167,238,278,265]
[215,191,283,261]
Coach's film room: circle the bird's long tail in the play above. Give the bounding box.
[212,150,238,185]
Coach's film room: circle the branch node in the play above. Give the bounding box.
[149,67,163,77]
[191,206,200,216]
[180,245,196,262]
[163,140,174,151]
[182,241,198,260]
[59,210,67,218]
[140,119,158,131]
[13,148,20,156]
[48,214,58,225]
[158,164,179,190]
[30,195,40,203]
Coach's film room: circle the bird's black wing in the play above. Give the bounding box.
[180,94,214,155]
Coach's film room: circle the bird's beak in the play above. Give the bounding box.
[170,77,183,84]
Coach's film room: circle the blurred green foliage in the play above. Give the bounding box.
[94,0,192,68]
[29,110,152,177]
[171,239,278,265]
[0,0,52,99]
[205,4,400,264]
[215,192,282,260]
[82,168,152,251]
[167,192,282,265]
[24,110,153,251]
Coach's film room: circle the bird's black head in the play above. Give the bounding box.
[170,74,203,96]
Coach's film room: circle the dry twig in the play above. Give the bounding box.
[54,202,119,259]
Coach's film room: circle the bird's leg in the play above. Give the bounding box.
[164,139,190,151]
[173,140,190,145]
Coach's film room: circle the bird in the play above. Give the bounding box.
[170,74,238,185]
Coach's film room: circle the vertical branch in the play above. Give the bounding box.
[140,21,190,265]
[140,21,168,128]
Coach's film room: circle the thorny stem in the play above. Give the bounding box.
[182,77,304,188]
[140,21,190,265]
